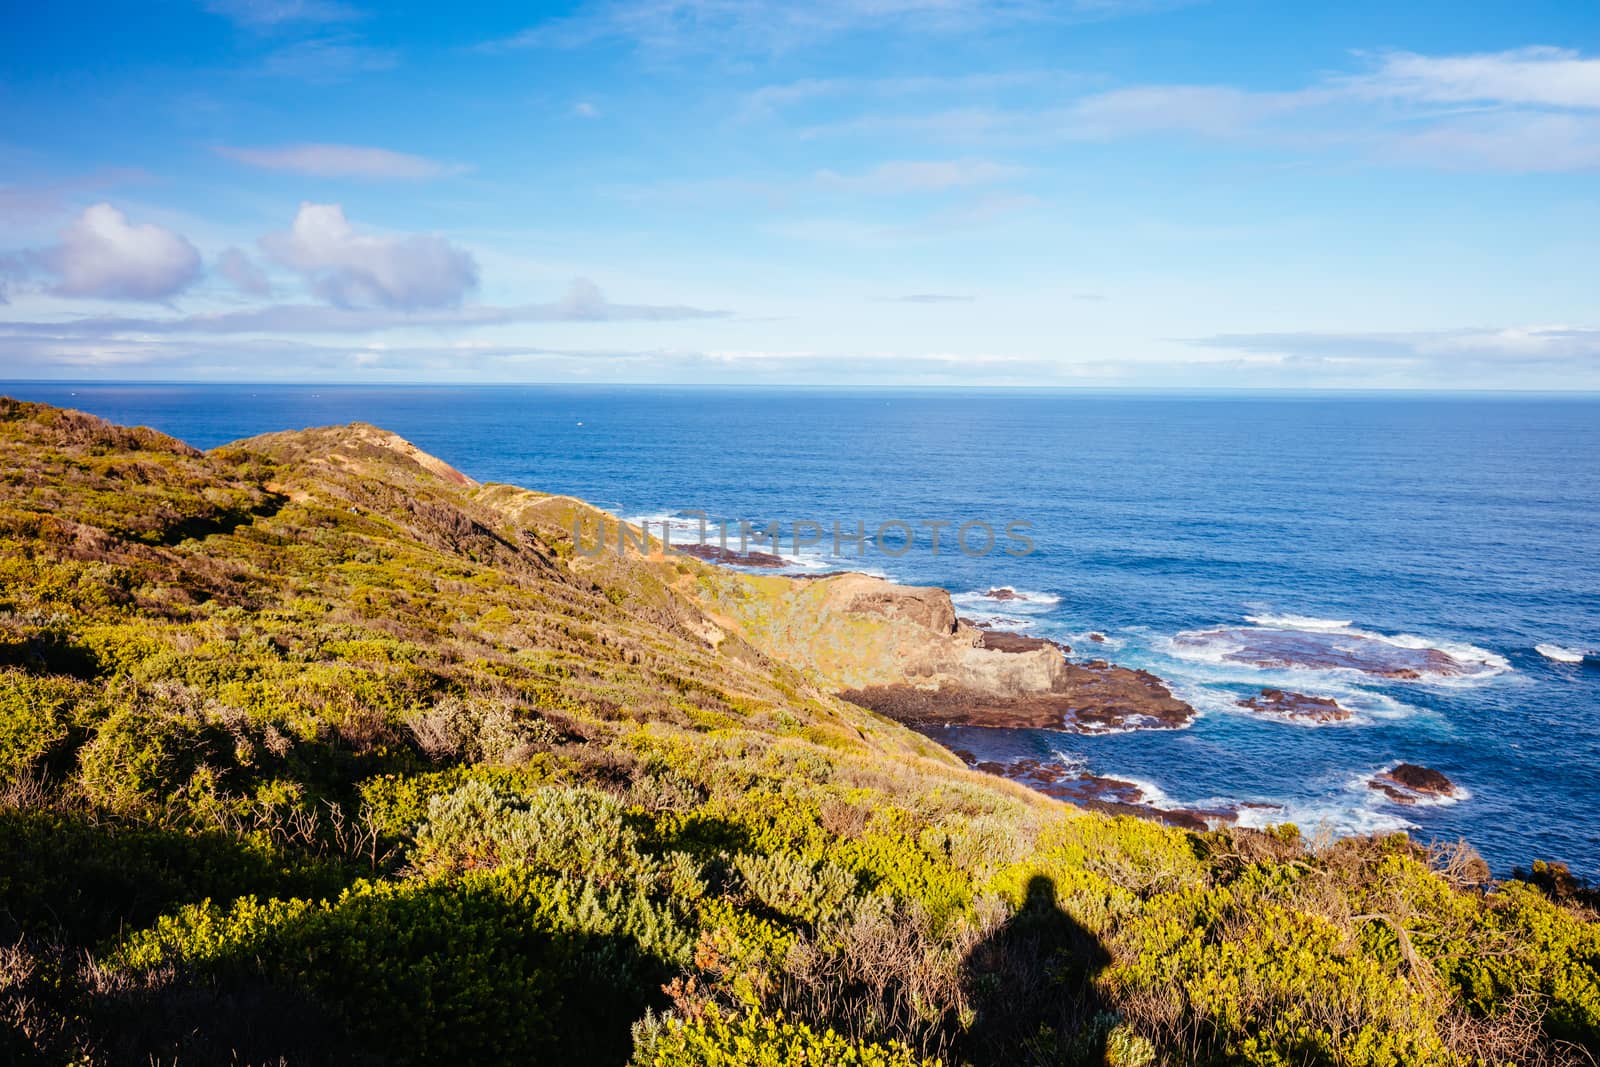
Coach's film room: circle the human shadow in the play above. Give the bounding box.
[959,875,1112,1066]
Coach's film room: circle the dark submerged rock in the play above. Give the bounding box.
[1369,763,1458,804]
[1237,688,1353,723]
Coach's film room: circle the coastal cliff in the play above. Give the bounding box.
[2,398,1597,1067]
[694,569,1194,733]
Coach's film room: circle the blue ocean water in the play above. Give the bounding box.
[8,383,1599,876]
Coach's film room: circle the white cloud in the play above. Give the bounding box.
[5,318,1594,387]
[203,0,361,28]
[553,277,610,318]
[0,329,1064,383]
[217,143,466,179]
[1379,111,1600,172]
[798,46,1600,171]
[1347,47,1600,110]
[613,158,1024,207]
[0,254,26,304]
[217,247,272,296]
[39,203,202,302]
[1064,85,1310,138]
[488,0,1194,54]
[259,37,397,81]
[739,71,1076,120]
[260,202,479,308]
[814,159,1025,193]
[573,101,600,118]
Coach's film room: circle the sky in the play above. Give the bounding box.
[0,0,1597,389]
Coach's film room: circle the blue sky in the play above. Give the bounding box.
[1,0,1597,388]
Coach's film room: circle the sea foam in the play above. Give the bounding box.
[952,588,1062,610]
[1169,613,1511,684]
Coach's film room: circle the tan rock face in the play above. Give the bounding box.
[827,573,958,635]
[838,660,1193,734]
[697,570,1193,734]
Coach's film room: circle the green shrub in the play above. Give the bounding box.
[117,866,694,1064]
[734,850,858,927]
[412,779,648,880]
[1439,880,1600,1046]
[0,669,83,783]
[75,702,223,812]
[1105,864,1446,1065]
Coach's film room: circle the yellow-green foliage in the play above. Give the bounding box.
[0,670,81,780]
[634,1007,941,1067]
[2,399,1597,1067]
[1107,863,1446,1064]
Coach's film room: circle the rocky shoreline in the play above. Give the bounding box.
[952,754,1252,831]
[839,657,1194,734]
[688,553,1468,834]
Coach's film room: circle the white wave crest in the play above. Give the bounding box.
[1243,613,1355,631]
[1065,630,1125,651]
[957,612,1033,631]
[1234,800,1417,837]
[1365,630,1510,674]
[1536,643,1587,664]
[952,588,1062,610]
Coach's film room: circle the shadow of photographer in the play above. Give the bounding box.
[961,874,1112,1065]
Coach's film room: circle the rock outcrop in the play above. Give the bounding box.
[696,569,1193,733]
[1175,626,1490,680]
[672,542,788,568]
[1237,688,1353,723]
[1369,763,1460,804]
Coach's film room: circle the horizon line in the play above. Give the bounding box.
[5,379,1600,399]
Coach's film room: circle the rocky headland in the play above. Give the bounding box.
[693,568,1194,735]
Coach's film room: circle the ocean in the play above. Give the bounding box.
[8,383,1598,877]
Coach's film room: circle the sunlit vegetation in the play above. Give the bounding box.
[2,396,1597,1065]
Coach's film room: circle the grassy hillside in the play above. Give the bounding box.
[2,396,1597,1066]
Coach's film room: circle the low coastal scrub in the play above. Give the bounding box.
[2,398,1598,1066]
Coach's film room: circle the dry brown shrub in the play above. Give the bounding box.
[1439,994,1599,1067]
[820,795,871,837]
[775,897,988,1063]
[1429,838,1493,892]
[335,706,395,753]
